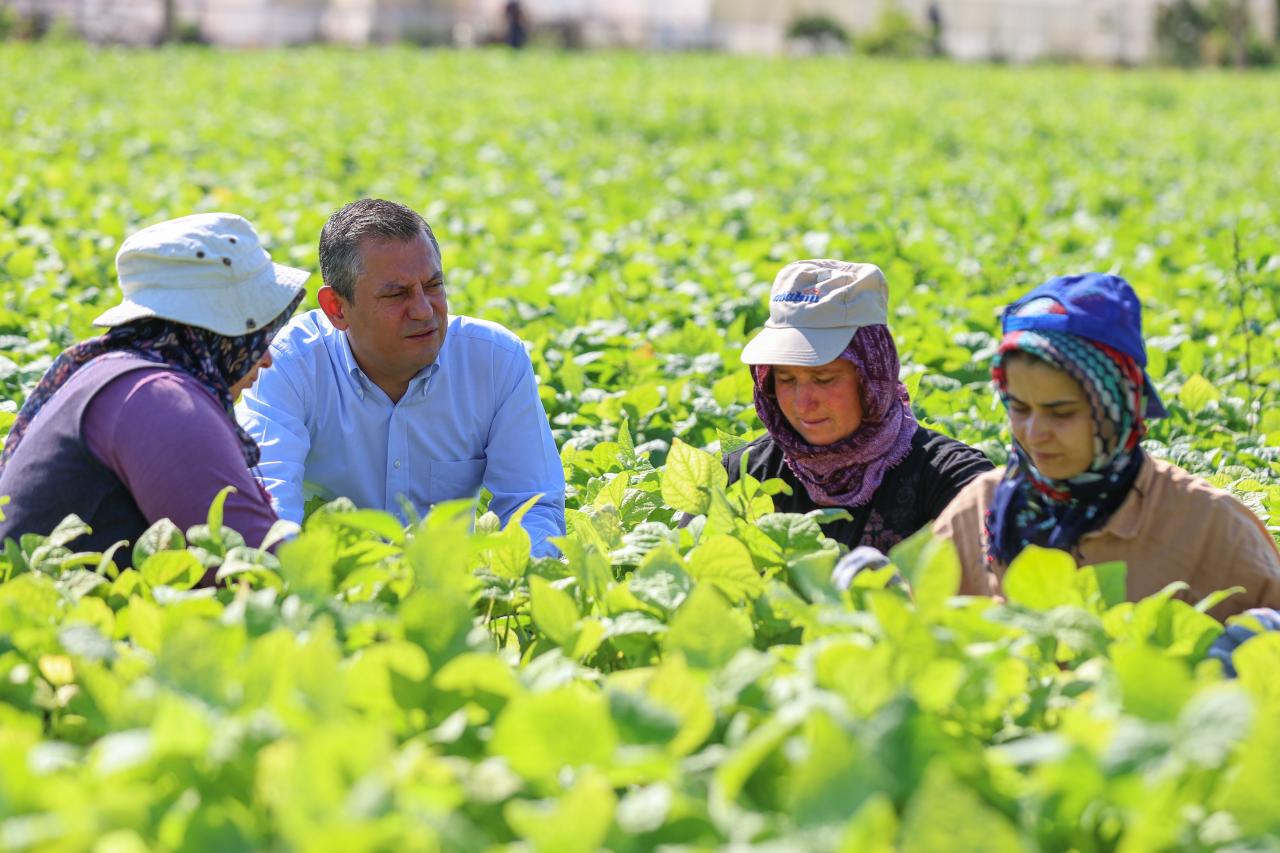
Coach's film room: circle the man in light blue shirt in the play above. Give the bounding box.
[237,198,565,555]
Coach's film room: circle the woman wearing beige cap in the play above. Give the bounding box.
[0,213,308,575]
[729,259,992,553]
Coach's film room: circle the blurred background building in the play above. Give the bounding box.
[4,0,1277,64]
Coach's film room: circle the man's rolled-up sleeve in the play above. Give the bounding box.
[483,346,566,557]
[236,342,313,525]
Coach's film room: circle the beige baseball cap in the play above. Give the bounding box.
[740,259,889,366]
[94,212,310,337]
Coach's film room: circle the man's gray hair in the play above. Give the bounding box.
[318,198,441,302]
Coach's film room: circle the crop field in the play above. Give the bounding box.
[1,44,1280,851]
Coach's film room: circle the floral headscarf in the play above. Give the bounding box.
[1,291,304,471]
[752,324,918,508]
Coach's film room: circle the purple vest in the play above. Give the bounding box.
[0,356,175,564]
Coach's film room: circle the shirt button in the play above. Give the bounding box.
[394,460,401,469]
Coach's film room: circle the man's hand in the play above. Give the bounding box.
[1207,607,1280,678]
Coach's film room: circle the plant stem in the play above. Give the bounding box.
[1231,227,1256,435]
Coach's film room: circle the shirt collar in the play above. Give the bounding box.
[335,330,369,399]
[336,327,447,401]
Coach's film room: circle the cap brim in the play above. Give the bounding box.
[1143,373,1168,420]
[94,262,309,336]
[740,324,855,366]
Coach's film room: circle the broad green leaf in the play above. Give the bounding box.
[405,499,478,595]
[433,651,521,699]
[717,429,751,456]
[684,535,764,603]
[131,518,185,569]
[628,545,692,612]
[328,509,406,544]
[906,537,961,616]
[529,575,581,650]
[1178,373,1219,412]
[276,528,337,600]
[504,768,617,853]
[646,655,715,756]
[663,583,753,669]
[900,762,1023,853]
[489,685,619,783]
[1232,631,1280,710]
[789,710,874,828]
[1111,643,1194,722]
[661,437,727,516]
[1002,545,1081,609]
[837,793,899,853]
[757,512,827,559]
[138,550,204,591]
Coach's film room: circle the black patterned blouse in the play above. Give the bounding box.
[722,427,994,553]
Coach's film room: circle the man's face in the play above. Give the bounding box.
[321,232,447,397]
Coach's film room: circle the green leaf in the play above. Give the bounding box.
[1001,545,1081,609]
[717,429,752,456]
[489,685,619,783]
[663,583,753,669]
[6,247,37,279]
[1193,585,1245,614]
[1232,631,1280,710]
[138,550,205,591]
[788,710,874,828]
[1111,642,1193,722]
[207,485,235,538]
[1178,373,1220,413]
[504,768,617,853]
[328,509,406,545]
[608,688,682,745]
[903,537,960,616]
[684,535,764,603]
[646,655,715,756]
[757,513,827,559]
[131,518,185,569]
[45,514,91,550]
[404,499,478,595]
[529,575,581,650]
[276,528,338,600]
[628,545,692,612]
[837,793,899,853]
[660,437,727,516]
[433,651,520,699]
[1175,686,1253,768]
[900,762,1023,853]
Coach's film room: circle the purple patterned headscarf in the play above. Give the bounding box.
[752,325,917,508]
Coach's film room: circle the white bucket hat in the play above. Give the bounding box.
[740,259,890,366]
[93,212,310,337]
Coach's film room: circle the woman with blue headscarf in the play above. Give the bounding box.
[935,273,1280,634]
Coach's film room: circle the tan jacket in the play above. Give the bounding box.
[934,457,1280,620]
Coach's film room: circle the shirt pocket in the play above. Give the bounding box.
[430,457,487,503]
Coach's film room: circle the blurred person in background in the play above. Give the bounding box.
[237,198,565,556]
[934,273,1280,633]
[0,214,305,568]
[505,0,528,48]
[726,259,993,553]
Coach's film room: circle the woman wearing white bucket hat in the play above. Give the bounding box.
[728,259,992,553]
[0,213,308,575]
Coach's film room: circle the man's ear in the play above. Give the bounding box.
[317,285,350,331]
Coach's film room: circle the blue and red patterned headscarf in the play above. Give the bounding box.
[983,327,1150,565]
